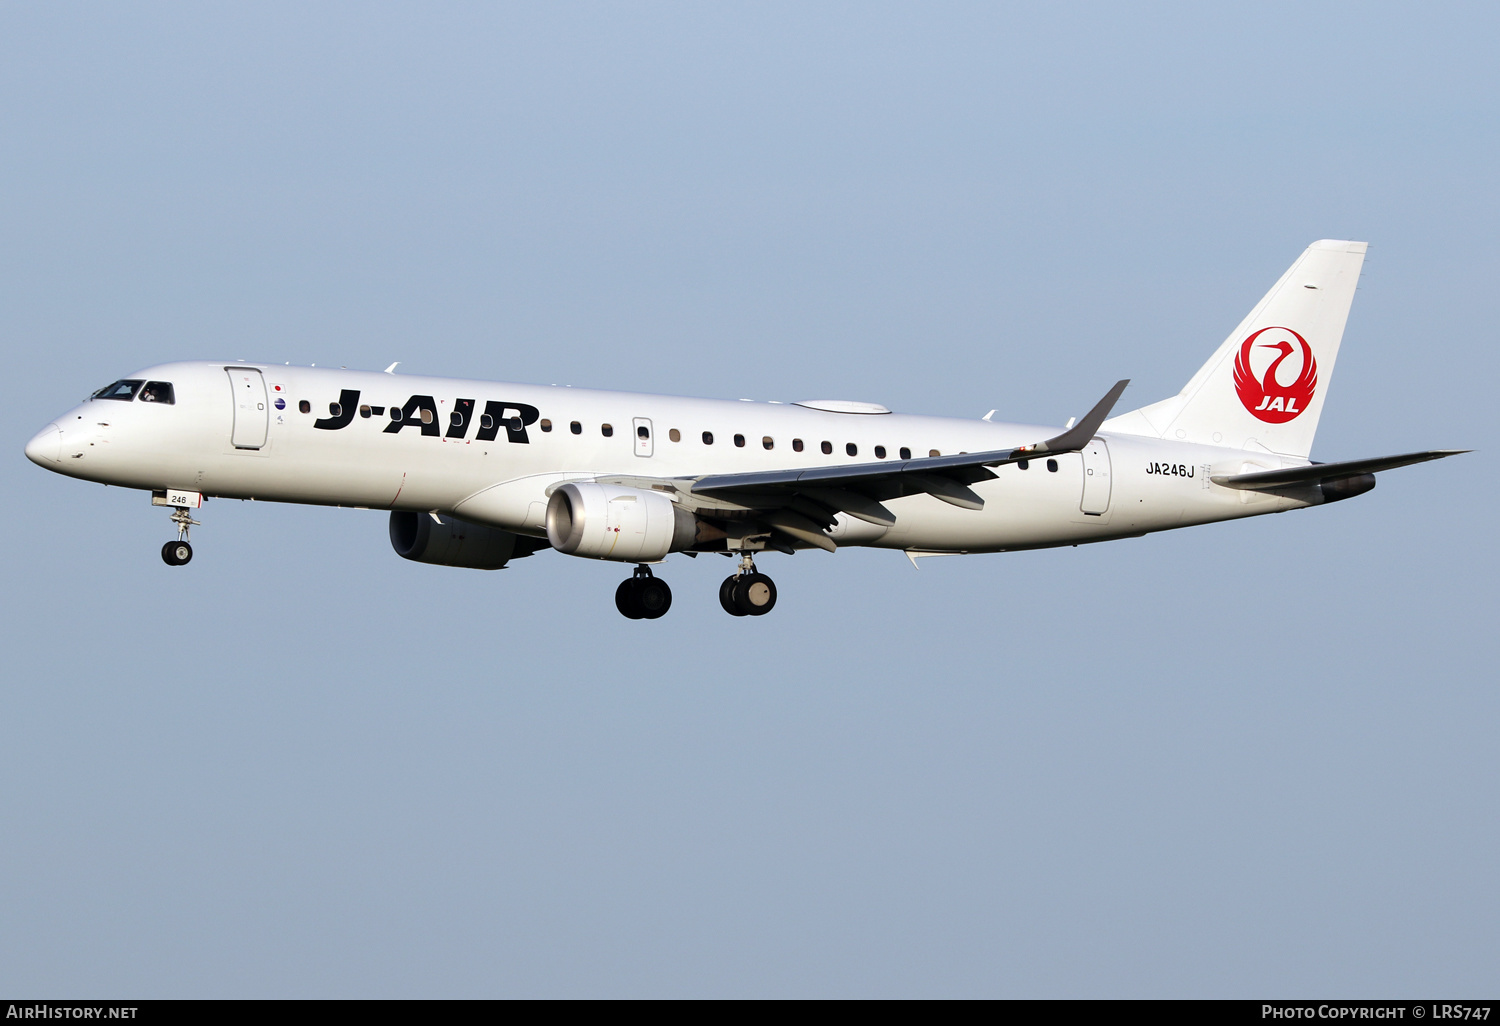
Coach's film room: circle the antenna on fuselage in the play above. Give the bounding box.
[384,362,400,374]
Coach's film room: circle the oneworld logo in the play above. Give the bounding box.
[1233,326,1317,423]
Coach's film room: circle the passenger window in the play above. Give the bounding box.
[899,447,911,459]
[450,411,464,427]
[540,418,552,432]
[1017,459,1030,470]
[139,381,175,404]
[734,434,745,447]
[792,438,804,452]
[570,421,582,434]
[1047,459,1059,472]
[481,413,495,430]
[91,379,144,401]
[420,409,434,425]
[846,443,857,456]
[299,400,312,414]
[702,431,714,445]
[929,449,940,457]
[821,441,832,455]
[601,423,613,437]
[669,428,681,442]
[359,405,372,418]
[762,436,774,450]
[389,406,402,421]
[329,402,343,418]
[874,445,886,459]
[637,425,650,439]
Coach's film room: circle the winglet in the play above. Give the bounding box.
[1016,380,1129,456]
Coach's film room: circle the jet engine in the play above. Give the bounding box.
[389,511,546,569]
[545,482,697,562]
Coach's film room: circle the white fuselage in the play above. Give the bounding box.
[26,361,1311,554]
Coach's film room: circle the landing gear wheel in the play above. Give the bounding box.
[163,504,200,566]
[617,565,671,620]
[733,572,777,616]
[719,575,747,616]
[615,579,645,619]
[636,577,672,619]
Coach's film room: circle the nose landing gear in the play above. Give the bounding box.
[161,506,199,566]
[616,564,672,619]
[719,553,777,616]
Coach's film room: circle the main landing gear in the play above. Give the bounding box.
[612,554,779,620]
[616,565,672,620]
[161,506,199,566]
[719,553,777,617]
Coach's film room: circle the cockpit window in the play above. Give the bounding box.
[139,381,175,404]
[91,379,144,401]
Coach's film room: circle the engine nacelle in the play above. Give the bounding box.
[545,482,696,562]
[389,511,546,569]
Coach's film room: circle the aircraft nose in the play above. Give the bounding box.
[25,423,61,465]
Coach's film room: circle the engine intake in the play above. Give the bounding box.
[389,511,546,569]
[545,483,697,562]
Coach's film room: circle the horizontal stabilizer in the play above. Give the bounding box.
[1211,449,1468,490]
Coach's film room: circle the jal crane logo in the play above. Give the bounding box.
[1233,326,1318,423]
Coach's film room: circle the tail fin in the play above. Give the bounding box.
[1106,240,1367,458]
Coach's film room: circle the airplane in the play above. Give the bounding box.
[24,239,1465,619]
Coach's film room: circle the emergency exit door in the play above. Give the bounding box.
[226,367,269,449]
[1079,437,1112,515]
[633,417,653,457]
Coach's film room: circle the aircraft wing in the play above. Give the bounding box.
[596,380,1129,551]
[1210,449,1469,491]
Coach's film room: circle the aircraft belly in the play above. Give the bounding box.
[872,476,1117,552]
[195,435,538,511]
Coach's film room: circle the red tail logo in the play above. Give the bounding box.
[1233,326,1317,423]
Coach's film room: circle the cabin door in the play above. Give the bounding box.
[226,367,269,449]
[1079,438,1112,515]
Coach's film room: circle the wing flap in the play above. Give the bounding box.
[763,509,838,552]
[799,486,897,527]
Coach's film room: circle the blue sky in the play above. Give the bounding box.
[2,2,1494,996]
